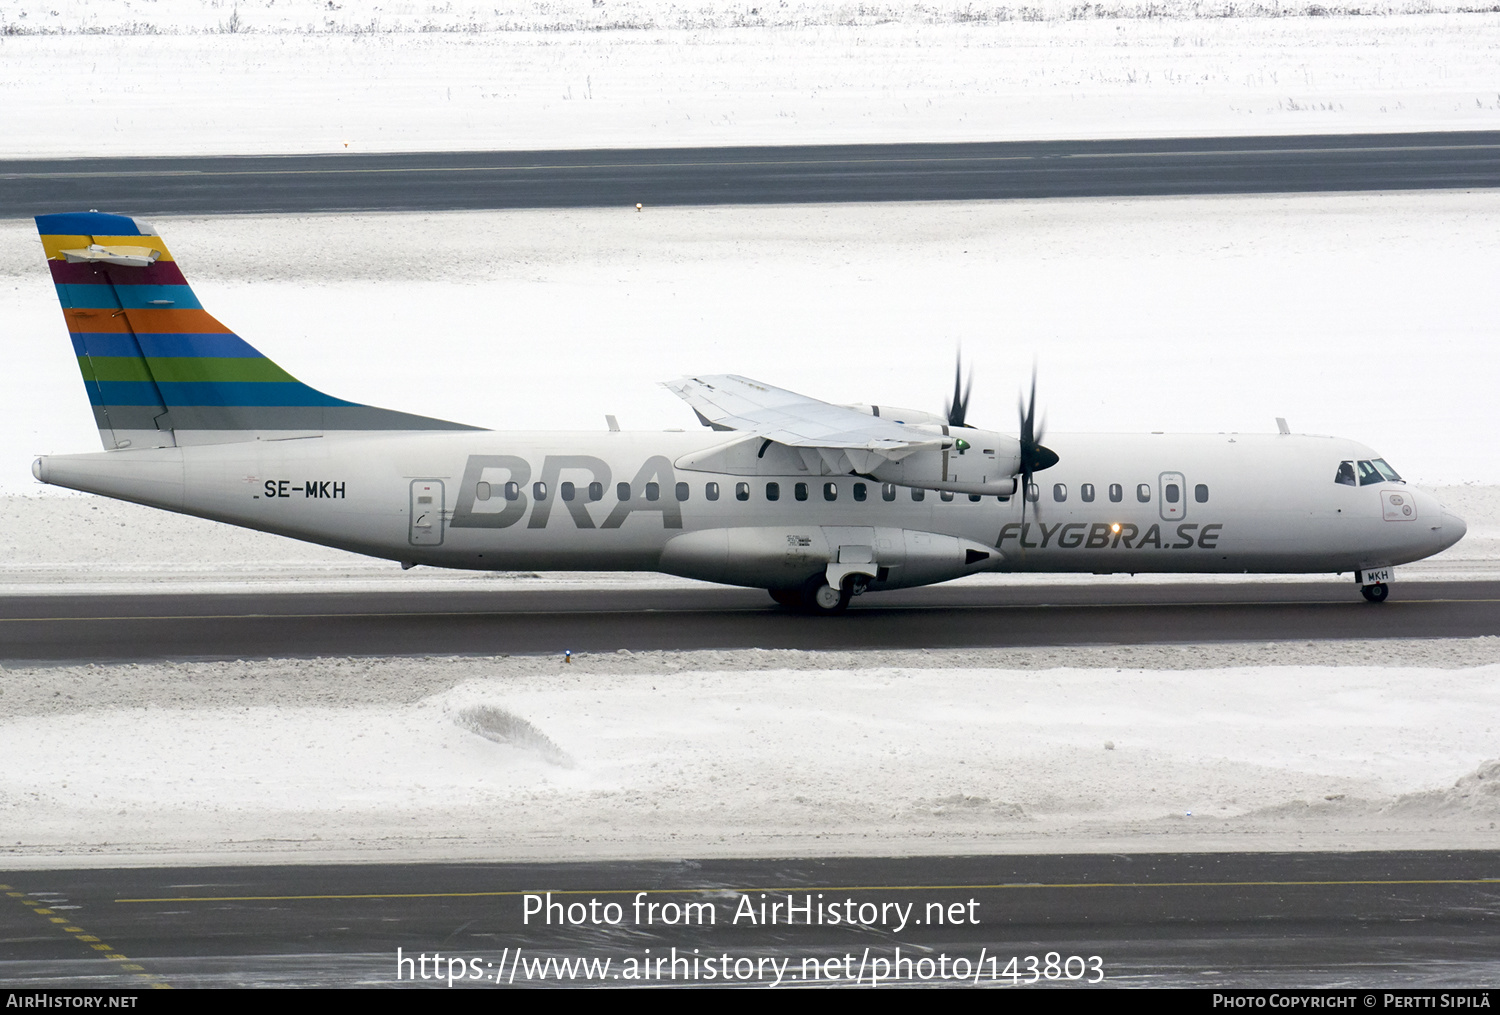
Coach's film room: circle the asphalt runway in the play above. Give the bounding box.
[0,580,1495,663]
[4,131,1499,216]
[3,852,1498,988]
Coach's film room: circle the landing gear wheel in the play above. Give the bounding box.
[1361,582,1389,603]
[768,589,801,608]
[801,576,852,614]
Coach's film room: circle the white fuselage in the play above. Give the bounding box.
[34,428,1465,591]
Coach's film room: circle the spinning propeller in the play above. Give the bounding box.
[1018,365,1059,512]
[941,355,1058,524]
[945,354,973,429]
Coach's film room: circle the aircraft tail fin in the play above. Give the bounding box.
[37,212,478,450]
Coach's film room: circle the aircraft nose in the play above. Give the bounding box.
[1442,511,1468,547]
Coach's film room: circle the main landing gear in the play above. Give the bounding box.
[768,575,856,614]
[1361,582,1389,603]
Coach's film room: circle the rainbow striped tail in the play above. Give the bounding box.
[37,211,479,450]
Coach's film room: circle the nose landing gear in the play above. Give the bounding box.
[1361,582,1389,603]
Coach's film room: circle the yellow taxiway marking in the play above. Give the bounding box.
[117,877,1500,904]
[7,885,170,988]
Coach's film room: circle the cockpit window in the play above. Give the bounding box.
[1335,461,1356,486]
[1358,460,1403,486]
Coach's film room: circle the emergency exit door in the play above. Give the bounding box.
[409,480,445,546]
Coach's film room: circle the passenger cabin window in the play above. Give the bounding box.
[1136,483,1151,503]
[969,494,982,503]
[616,482,630,501]
[1195,483,1209,503]
[940,491,954,502]
[736,482,750,502]
[1053,483,1067,503]
[475,481,492,501]
[1164,483,1180,504]
[1080,483,1095,503]
[588,481,604,502]
[532,482,547,501]
[504,481,520,501]
[882,483,897,502]
[911,488,925,502]
[766,482,780,501]
[645,482,659,501]
[795,482,808,501]
[675,482,690,502]
[705,482,719,501]
[560,482,575,502]
[854,483,867,502]
[823,482,838,502]
[1026,483,1039,502]
[1108,483,1123,503]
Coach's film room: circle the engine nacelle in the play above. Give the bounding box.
[867,429,1023,496]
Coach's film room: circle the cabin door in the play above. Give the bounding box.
[409,480,445,546]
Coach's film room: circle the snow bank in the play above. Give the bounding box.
[7,193,1500,502]
[4,646,1499,866]
[1,12,1498,157]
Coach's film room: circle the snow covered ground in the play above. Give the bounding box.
[1,7,1498,157]
[8,191,1500,498]
[4,1,1499,869]
[4,643,1500,867]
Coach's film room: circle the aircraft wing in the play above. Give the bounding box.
[663,375,944,455]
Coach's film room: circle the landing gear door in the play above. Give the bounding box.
[410,480,445,546]
[1159,472,1185,521]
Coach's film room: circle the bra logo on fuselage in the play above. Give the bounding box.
[450,455,683,530]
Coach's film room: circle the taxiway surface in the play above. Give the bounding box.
[1,580,1496,663]
[4,852,1498,988]
[3,132,1498,216]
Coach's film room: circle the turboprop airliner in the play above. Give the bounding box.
[30,212,1466,612]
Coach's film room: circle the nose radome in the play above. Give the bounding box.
[1442,511,1468,546]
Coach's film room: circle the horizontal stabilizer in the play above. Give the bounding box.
[58,244,162,267]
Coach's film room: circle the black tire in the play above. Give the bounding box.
[1361,582,1390,603]
[768,589,801,608]
[801,575,852,614]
